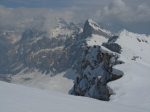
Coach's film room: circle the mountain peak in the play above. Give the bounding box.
[87,19,100,29]
[83,19,112,38]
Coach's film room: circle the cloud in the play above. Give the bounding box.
[0,0,74,8]
[0,6,76,31]
[89,0,150,34]
[0,0,150,34]
[101,0,150,23]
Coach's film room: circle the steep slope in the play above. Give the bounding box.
[83,19,112,38]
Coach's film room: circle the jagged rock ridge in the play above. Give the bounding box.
[83,19,112,38]
[70,19,124,101]
[71,45,123,101]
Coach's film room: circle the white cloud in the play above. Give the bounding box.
[0,0,150,34]
[0,7,76,31]
[101,0,150,23]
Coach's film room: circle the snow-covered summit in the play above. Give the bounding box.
[114,30,150,63]
[88,19,111,34]
[82,19,113,47]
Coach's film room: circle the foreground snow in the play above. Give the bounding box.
[109,61,150,110]
[108,30,150,110]
[0,81,149,112]
[11,69,76,93]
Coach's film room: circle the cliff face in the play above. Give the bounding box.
[83,19,112,38]
[71,45,123,101]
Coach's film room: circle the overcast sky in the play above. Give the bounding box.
[0,0,150,34]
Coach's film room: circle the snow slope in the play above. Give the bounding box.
[109,61,150,110]
[115,30,150,63]
[86,34,108,46]
[0,81,149,112]
[11,69,76,93]
[108,30,150,110]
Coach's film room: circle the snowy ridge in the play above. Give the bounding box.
[116,30,150,63]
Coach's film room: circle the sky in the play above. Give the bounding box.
[0,0,150,34]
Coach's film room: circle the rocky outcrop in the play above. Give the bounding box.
[102,36,122,53]
[70,20,124,101]
[102,43,122,54]
[71,45,123,101]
